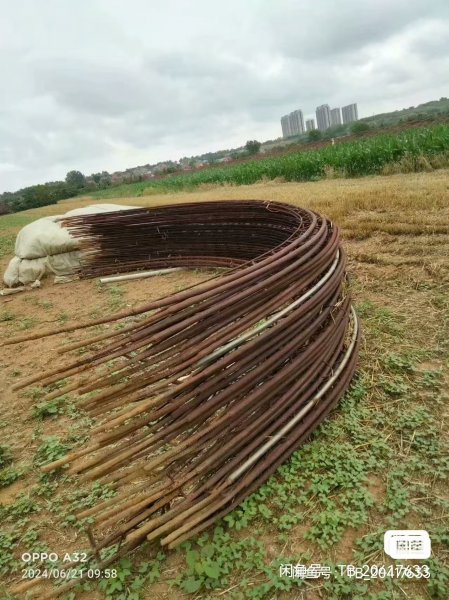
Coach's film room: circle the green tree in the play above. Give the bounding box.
[0,200,10,215]
[308,129,322,142]
[245,140,261,155]
[92,171,112,187]
[65,170,86,188]
[350,122,370,135]
[99,171,112,187]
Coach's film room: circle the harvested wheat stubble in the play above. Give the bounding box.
[9,200,360,597]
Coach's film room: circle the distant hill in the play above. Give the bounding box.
[361,97,449,127]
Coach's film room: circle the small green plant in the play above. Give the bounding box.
[427,558,449,598]
[420,369,443,389]
[1,494,39,521]
[395,407,433,431]
[18,316,38,330]
[97,553,164,599]
[34,436,70,467]
[0,444,22,487]
[67,482,117,514]
[0,530,20,575]
[98,557,132,597]
[379,377,409,397]
[58,312,70,325]
[173,535,266,595]
[107,286,126,310]
[0,445,12,468]
[33,396,68,419]
[0,467,22,487]
[22,386,45,401]
[381,469,411,522]
[0,311,15,322]
[381,353,416,373]
[45,379,68,392]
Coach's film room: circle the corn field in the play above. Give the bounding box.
[94,124,449,198]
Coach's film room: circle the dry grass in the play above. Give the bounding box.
[7,167,448,235]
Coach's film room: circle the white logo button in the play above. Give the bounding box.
[384,530,431,559]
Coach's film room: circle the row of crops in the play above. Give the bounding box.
[96,124,449,197]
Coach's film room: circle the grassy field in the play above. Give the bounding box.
[88,124,449,200]
[0,170,448,599]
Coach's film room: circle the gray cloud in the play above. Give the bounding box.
[262,1,449,58]
[1,0,449,192]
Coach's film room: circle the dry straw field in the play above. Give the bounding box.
[1,170,448,600]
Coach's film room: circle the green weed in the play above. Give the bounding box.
[34,436,70,467]
[0,311,15,322]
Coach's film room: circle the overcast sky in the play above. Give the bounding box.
[1,0,449,192]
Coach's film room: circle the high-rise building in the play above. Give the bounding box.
[282,103,357,137]
[315,104,331,131]
[281,114,292,138]
[281,109,305,138]
[289,109,305,135]
[305,119,316,131]
[330,107,342,127]
[342,103,358,124]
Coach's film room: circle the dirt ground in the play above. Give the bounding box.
[1,170,448,599]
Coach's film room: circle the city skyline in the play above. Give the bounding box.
[281,102,358,137]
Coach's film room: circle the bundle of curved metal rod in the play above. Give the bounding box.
[8,200,360,595]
